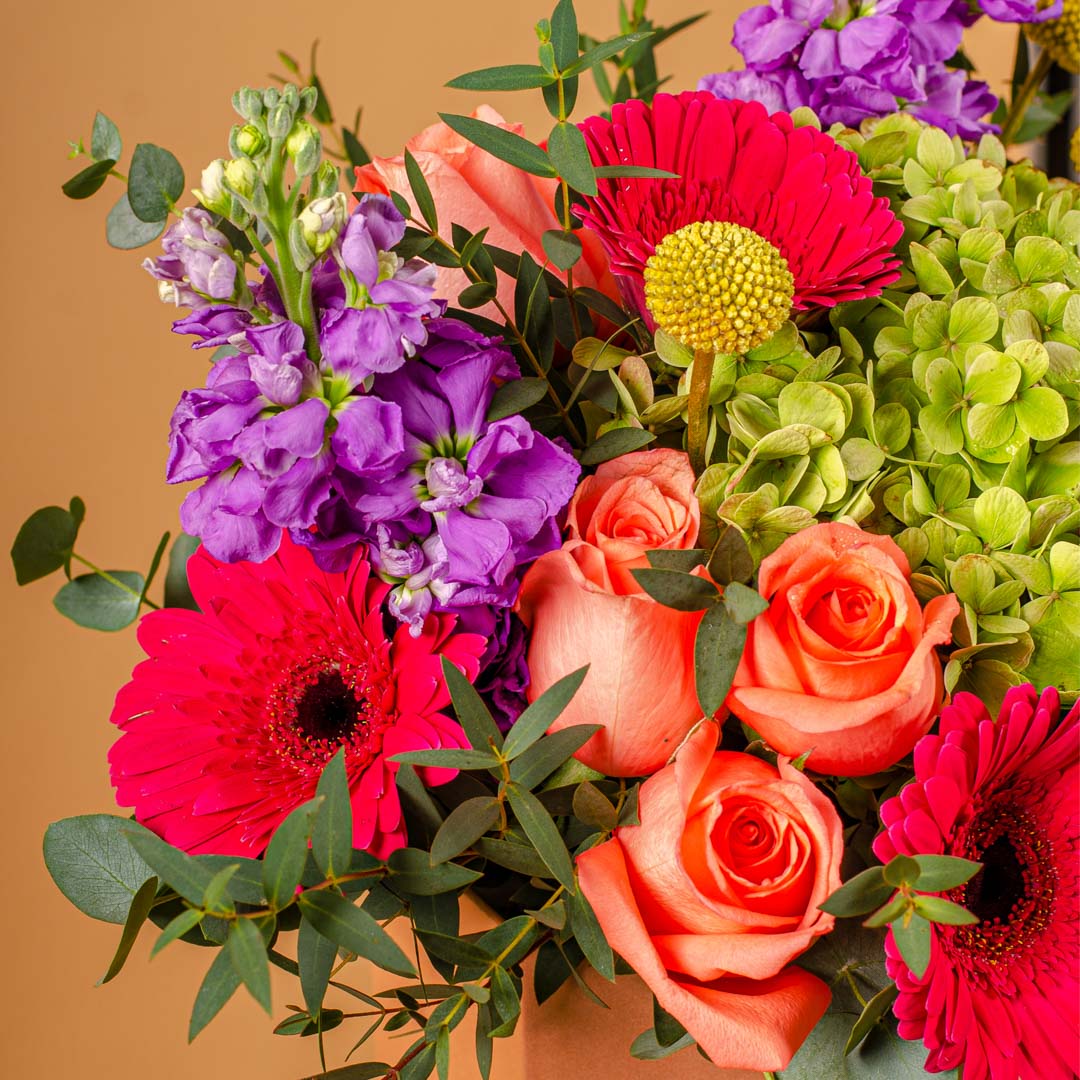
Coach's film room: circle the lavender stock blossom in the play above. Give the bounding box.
[144,208,239,307]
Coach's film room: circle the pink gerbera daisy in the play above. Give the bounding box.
[873,685,1079,1080]
[575,92,902,355]
[109,533,486,859]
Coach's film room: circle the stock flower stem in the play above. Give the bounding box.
[1000,46,1055,146]
[687,348,715,476]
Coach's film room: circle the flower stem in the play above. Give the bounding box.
[1000,45,1055,147]
[688,349,715,476]
[71,553,160,610]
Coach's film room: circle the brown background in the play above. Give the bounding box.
[2,4,1015,1078]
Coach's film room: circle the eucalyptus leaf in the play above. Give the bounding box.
[505,782,575,889]
[227,918,272,1014]
[503,666,589,759]
[54,570,144,631]
[579,427,655,464]
[487,377,548,422]
[128,143,184,222]
[11,504,81,584]
[311,749,352,880]
[446,64,554,91]
[98,876,158,985]
[298,890,416,977]
[438,114,555,178]
[62,158,116,199]
[189,948,241,1042]
[694,603,746,718]
[91,111,122,161]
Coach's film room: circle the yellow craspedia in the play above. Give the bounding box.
[643,220,794,356]
[1072,126,1080,173]
[1026,0,1080,74]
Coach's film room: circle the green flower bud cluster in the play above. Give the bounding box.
[632,114,1078,707]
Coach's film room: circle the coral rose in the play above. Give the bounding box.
[516,449,709,776]
[728,522,960,776]
[577,720,842,1072]
[354,106,616,317]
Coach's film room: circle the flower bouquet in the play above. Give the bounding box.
[17,0,1079,1077]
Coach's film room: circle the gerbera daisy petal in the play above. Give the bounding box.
[109,532,487,859]
[873,684,1080,1080]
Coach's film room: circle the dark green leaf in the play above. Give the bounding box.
[311,71,333,125]
[305,1063,390,1080]
[401,1042,437,1080]
[631,568,718,611]
[571,781,617,831]
[342,127,371,168]
[845,984,899,1054]
[883,854,921,889]
[550,0,579,68]
[298,890,415,977]
[438,114,556,178]
[54,570,144,631]
[164,532,200,609]
[863,893,908,929]
[547,122,597,196]
[541,228,582,271]
[694,602,746,719]
[298,918,337,1017]
[819,867,893,917]
[388,847,483,895]
[91,111,122,161]
[503,666,589,760]
[487,377,549,422]
[566,886,614,980]
[474,837,550,877]
[630,1027,695,1059]
[12,505,80,584]
[189,948,241,1041]
[593,165,679,179]
[446,64,555,91]
[533,939,578,1004]
[202,863,240,914]
[151,908,204,958]
[458,281,497,309]
[391,748,500,770]
[579,427,655,465]
[562,32,653,76]
[98,876,158,985]
[488,966,521,1036]
[506,782,574,889]
[141,531,170,605]
[396,764,445,841]
[62,158,116,199]
[890,913,931,978]
[645,548,708,573]
[128,143,184,222]
[415,931,492,967]
[106,192,166,249]
[475,1003,494,1079]
[913,896,979,926]
[707,526,754,585]
[312,749,352,880]
[431,798,502,865]
[911,855,981,891]
[653,997,688,1047]
[404,149,438,232]
[123,824,216,907]
[721,580,769,624]
[194,855,266,905]
[43,814,154,924]
[228,918,271,1014]
[440,655,503,753]
[508,724,602,790]
[263,796,323,910]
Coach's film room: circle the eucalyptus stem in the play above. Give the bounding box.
[1000,46,1055,147]
[687,348,715,476]
[71,554,160,610]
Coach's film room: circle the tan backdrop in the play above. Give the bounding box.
[2,4,1016,1078]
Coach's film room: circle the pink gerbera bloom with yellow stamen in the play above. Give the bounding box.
[109,532,486,860]
[873,685,1080,1080]
[575,92,903,355]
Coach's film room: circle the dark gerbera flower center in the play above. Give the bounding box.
[265,653,392,775]
[946,791,1057,975]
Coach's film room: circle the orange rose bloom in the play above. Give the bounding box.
[577,720,841,1072]
[353,106,616,317]
[517,449,709,776]
[728,522,960,776]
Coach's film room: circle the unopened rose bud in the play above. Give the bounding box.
[286,120,321,177]
[236,124,268,158]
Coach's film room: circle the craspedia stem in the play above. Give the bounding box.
[688,348,715,477]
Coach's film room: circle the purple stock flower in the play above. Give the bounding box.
[144,208,238,307]
[319,195,441,387]
[458,607,531,730]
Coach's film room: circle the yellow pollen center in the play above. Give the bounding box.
[643,220,794,356]
[1025,0,1079,73]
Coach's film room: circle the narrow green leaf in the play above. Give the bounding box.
[298,890,416,977]
[579,427,655,464]
[440,655,503,752]
[550,0,579,68]
[630,568,719,611]
[128,143,184,222]
[844,984,899,1054]
[189,948,241,1041]
[707,526,754,585]
[505,782,574,889]
[106,193,166,250]
[487,377,549,422]
[593,165,679,179]
[431,798,502,865]
[654,997,688,1047]
[202,863,239,914]
[891,913,932,978]
[571,781,617,831]
[11,504,80,584]
[415,931,492,967]
[630,1027,695,1059]
[98,876,158,985]
[390,748,500,770]
[151,908,204,957]
[91,111,122,162]
[342,127,371,168]
[387,847,483,895]
[646,549,708,573]
[541,228,583,271]
[819,867,894,917]
[911,855,982,891]
[404,149,438,232]
[547,122,597,196]
[474,837,550,877]
[263,796,323,910]
[438,114,556,178]
[164,532,200,610]
[562,32,654,76]
[458,281,497,309]
[883,854,921,889]
[446,64,555,91]
[62,158,116,199]
[694,602,746,718]
[721,581,770,624]
[123,824,215,907]
[228,918,272,1014]
[503,666,589,760]
[566,887,614,980]
[508,724,602,790]
[140,531,170,605]
[311,749,352,880]
[863,894,908,929]
[914,896,979,926]
[298,918,337,1017]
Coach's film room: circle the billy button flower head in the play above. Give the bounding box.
[1026,0,1080,72]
